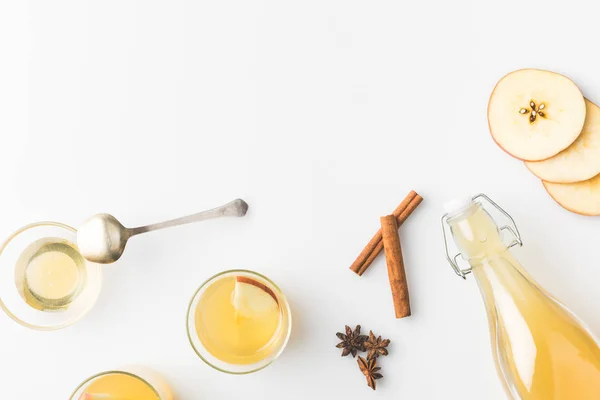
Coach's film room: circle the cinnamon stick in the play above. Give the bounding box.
[380,215,411,318]
[350,191,422,276]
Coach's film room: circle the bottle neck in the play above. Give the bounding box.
[449,202,544,322]
[447,203,507,268]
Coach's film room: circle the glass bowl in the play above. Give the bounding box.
[69,368,173,400]
[186,269,292,374]
[0,222,102,330]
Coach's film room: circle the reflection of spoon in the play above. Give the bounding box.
[77,199,249,264]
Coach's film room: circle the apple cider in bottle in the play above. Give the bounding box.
[442,194,600,399]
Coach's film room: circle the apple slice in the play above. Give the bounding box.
[544,174,600,215]
[526,99,600,183]
[232,276,278,318]
[78,394,111,399]
[488,69,586,161]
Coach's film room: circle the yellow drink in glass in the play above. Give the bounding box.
[187,270,292,373]
[70,369,173,400]
[0,222,102,330]
[15,238,87,311]
[79,373,158,399]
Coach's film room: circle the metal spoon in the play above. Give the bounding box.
[76,198,248,264]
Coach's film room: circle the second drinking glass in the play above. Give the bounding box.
[187,269,292,374]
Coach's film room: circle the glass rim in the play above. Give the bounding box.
[0,221,103,331]
[68,370,162,399]
[186,269,292,375]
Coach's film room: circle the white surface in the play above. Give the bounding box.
[1,1,600,399]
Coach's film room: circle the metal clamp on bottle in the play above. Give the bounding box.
[441,193,523,279]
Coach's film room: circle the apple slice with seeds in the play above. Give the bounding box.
[488,69,586,161]
[544,174,600,215]
[233,276,278,318]
[526,99,600,183]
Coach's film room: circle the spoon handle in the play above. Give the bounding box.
[127,199,248,237]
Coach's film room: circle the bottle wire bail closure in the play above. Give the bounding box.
[441,193,523,279]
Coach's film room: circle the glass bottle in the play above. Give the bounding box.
[442,194,600,399]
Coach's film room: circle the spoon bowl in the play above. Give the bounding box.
[77,214,128,264]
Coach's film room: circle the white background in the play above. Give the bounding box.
[1,1,599,399]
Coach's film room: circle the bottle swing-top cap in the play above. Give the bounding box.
[442,196,474,217]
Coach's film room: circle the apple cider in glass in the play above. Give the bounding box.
[0,222,102,330]
[187,270,292,373]
[70,369,173,400]
[78,373,158,400]
[15,238,87,311]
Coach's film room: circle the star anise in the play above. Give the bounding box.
[364,330,390,360]
[336,325,368,358]
[357,356,383,390]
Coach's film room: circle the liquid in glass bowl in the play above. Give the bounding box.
[0,222,102,330]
